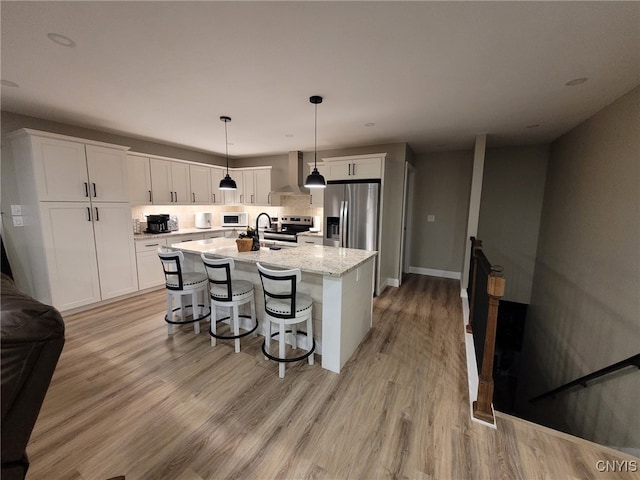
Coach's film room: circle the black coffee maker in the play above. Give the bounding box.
[145,214,170,234]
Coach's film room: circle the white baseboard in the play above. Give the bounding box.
[409,266,461,280]
[386,278,400,288]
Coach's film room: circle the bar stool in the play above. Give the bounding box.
[158,248,210,335]
[201,254,258,353]
[257,262,315,378]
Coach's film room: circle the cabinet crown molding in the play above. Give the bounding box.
[321,153,387,163]
[7,128,130,151]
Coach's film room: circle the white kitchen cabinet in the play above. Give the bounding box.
[39,202,102,310]
[135,238,167,290]
[309,189,324,207]
[254,168,272,205]
[203,230,225,239]
[150,158,191,205]
[8,129,137,312]
[225,167,272,205]
[210,167,225,205]
[39,202,138,310]
[320,154,385,181]
[242,170,256,204]
[170,233,205,244]
[189,164,212,204]
[297,235,323,245]
[127,154,152,205]
[30,134,129,202]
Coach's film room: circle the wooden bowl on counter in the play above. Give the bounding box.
[236,238,254,252]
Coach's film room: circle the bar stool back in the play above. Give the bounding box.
[257,262,315,378]
[158,248,210,335]
[201,254,258,353]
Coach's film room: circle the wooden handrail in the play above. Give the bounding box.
[529,353,640,403]
[466,237,483,334]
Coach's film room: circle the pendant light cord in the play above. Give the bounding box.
[314,101,318,167]
[224,119,229,174]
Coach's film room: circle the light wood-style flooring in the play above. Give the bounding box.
[25,274,636,479]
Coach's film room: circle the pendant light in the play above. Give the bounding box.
[304,95,326,189]
[219,116,237,190]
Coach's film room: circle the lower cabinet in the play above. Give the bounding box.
[39,202,138,310]
[135,238,167,290]
[297,235,323,245]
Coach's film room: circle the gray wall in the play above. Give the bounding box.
[515,86,640,452]
[411,150,473,274]
[477,145,549,304]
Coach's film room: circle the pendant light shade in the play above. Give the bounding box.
[219,116,237,190]
[305,95,326,189]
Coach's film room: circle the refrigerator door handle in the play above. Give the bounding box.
[339,201,345,247]
[341,200,349,248]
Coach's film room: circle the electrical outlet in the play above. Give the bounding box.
[11,204,22,215]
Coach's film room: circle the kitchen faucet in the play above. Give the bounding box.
[255,212,272,247]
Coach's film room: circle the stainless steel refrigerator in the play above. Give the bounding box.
[324,180,380,251]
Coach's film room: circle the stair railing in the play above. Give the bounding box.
[529,353,640,403]
[467,237,505,423]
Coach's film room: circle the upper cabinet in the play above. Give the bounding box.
[210,167,225,205]
[127,154,152,205]
[27,134,129,202]
[149,158,191,205]
[189,164,211,205]
[224,167,272,206]
[319,153,385,181]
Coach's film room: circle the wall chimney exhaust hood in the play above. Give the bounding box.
[272,151,308,195]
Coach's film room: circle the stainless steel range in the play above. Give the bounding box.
[262,215,313,243]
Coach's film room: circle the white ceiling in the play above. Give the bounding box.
[1,1,639,157]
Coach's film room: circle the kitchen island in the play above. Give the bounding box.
[172,237,377,373]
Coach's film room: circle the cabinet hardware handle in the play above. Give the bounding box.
[352,163,356,176]
[145,243,160,247]
[192,192,196,202]
[170,191,174,202]
[86,207,91,221]
[149,190,152,202]
[95,207,99,221]
[213,193,216,203]
[84,182,89,197]
[310,195,312,205]
[174,191,178,202]
[251,194,254,204]
[305,241,314,244]
[92,183,97,197]
[240,194,244,203]
[268,193,271,204]
[348,164,351,176]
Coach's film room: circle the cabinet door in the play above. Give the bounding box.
[85,145,129,202]
[127,155,152,204]
[150,158,172,204]
[39,202,101,310]
[190,164,211,204]
[136,250,166,289]
[210,168,225,204]
[254,168,271,205]
[32,137,89,202]
[242,170,256,204]
[325,161,351,181]
[310,189,324,207]
[171,162,191,204]
[92,203,138,300]
[351,157,382,179]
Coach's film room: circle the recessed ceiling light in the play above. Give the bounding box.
[526,124,540,129]
[1,79,19,87]
[565,78,588,87]
[364,122,375,127]
[285,133,294,138]
[47,33,76,48]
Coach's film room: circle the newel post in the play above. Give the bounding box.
[466,239,483,334]
[473,265,505,423]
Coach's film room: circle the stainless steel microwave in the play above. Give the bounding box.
[221,212,248,227]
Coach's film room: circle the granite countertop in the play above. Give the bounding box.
[134,226,239,240]
[171,237,377,277]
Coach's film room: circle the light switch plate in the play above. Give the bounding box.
[11,204,22,215]
[427,215,436,222]
[13,216,24,227]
